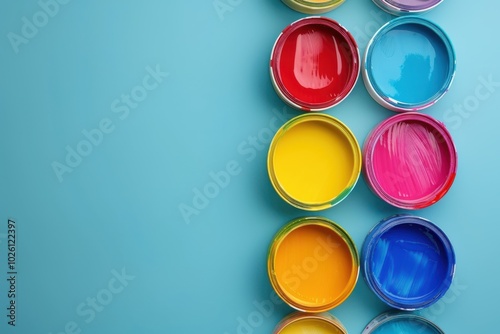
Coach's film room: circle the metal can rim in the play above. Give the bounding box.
[362,310,445,333]
[281,0,345,14]
[274,311,348,333]
[372,0,445,15]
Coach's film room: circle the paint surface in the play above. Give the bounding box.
[369,223,449,303]
[371,318,441,334]
[368,23,449,104]
[280,318,344,334]
[274,224,354,308]
[385,0,441,11]
[273,119,355,204]
[372,120,451,201]
[277,23,355,106]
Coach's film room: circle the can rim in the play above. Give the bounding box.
[363,16,456,112]
[282,0,345,14]
[268,217,360,312]
[268,113,362,210]
[270,16,360,111]
[362,311,445,333]
[372,0,444,15]
[274,311,348,334]
[361,214,456,310]
[362,112,457,209]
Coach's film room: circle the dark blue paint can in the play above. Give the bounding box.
[362,215,455,310]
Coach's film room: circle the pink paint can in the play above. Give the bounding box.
[363,113,457,209]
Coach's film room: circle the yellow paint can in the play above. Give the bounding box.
[267,113,361,210]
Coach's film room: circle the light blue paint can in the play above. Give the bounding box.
[362,215,456,310]
[363,17,456,112]
[362,312,444,334]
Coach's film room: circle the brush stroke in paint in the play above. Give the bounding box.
[363,112,457,209]
[370,223,448,299]
[271,17,359,110]
[279,24,352,104]
[372,120,450,201]
[362,215,455,310]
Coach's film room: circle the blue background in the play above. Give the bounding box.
[1,0,498,333]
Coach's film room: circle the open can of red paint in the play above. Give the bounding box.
[270,17,360,112]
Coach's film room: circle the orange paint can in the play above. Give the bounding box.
[267,217,359,312]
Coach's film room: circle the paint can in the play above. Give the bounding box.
[274,312,348,334]
[268,113,361,210]
[363,311,444,333]
[372,0,444,16]
[362,16,456,112]
[270,17,360,111]
[281,0,345,14]
[268,217,359,312]
[362,215,456,310]
[363,112,457,209]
